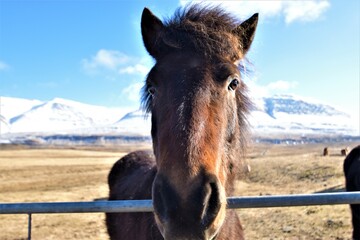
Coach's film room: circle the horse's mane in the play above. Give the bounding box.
[162,4,243,61]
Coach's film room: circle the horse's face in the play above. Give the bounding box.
[146,54,240,239]
[141,7,257,240]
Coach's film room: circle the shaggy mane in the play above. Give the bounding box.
[163,4,243,60]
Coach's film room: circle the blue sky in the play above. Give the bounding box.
[0,0,359,124]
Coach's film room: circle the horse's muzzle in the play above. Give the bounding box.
[152,173,226,240]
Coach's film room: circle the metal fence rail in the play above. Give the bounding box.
[1,192,360,214]
[1,192,359,240]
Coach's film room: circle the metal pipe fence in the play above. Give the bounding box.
[1,192,359,240]
[1,192,360,214]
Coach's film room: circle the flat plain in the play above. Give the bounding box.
[0,142,357,239]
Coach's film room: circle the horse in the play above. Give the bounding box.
[106,5,258,240]
[323,147,329,156]
[341,147,350,156]
[343,145,360,239]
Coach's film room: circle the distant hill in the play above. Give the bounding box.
[249,95,355,136]
[262,95,348,118]
[0,95,358,145]
[0,97,131,134]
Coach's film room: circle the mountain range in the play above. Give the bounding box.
[0,95,358,145]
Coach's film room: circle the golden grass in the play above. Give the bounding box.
[235,143,356,239]
[0,143,357,239]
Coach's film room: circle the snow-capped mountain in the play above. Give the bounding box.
[0,95,358,145]
[262,95,348,118]
[249,95,357,136]
[0,97,42,126]
[0,97,132,134]
[112,110,151,136]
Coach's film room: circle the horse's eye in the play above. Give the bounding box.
[148,86,156,96]
[228,78,239,91]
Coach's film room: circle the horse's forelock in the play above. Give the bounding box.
[161,4,243,61]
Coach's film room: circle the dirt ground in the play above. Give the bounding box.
[0,142,357,239]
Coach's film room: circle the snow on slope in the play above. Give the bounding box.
[0,114,10,134]
[0,95,357,138]
[10,100,96,133]
[112,110,151,136]
[1,97,133,133]
[0,97,44,133]
[0,96,43,120]
[0,96,43,125]
[250,95,356,135]
[262,95,348,117]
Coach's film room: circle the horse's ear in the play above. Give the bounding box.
[233,13,259,56]
[141,8,164,59]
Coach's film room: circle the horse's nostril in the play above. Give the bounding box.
[201,181,222,228]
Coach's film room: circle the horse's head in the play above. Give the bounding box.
[141,5,258,240]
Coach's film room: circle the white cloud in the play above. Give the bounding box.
[82,49,151,77]
[180,0,330,24]
[0,61,9,71]
[119,64,150,76]
[82,49,129,72]
[247,79,298,98]
[284,1,330,24]
[267,80,298,91]
[247,80,270,97]
[82,50,152,105]
[121,83,143,102]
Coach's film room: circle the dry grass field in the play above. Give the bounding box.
[0,142,357,239]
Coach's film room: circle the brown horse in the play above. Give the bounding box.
[343,145,360,239]
[323,147,329,156]
[341,147,350,156]
[106,5,258,240]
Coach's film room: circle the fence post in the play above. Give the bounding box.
[28,213,32,240]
